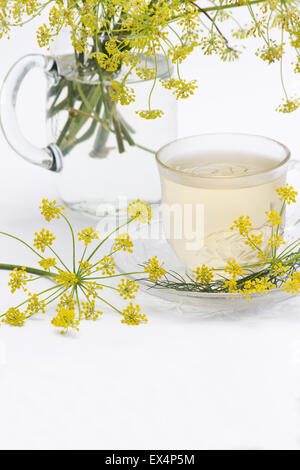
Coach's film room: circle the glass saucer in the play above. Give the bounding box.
[114,215,299,318]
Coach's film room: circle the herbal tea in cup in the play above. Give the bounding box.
[156,134,290,273]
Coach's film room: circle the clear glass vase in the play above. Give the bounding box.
[0,52,177,218]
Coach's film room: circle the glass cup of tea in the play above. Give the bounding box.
[156,133,298,273]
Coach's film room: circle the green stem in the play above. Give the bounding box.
[86,219,133,263]
[44,286,67,305]
[280,27,289,100]
[48,246,71,273]
[92,283,118,291]
[202,0,266,13]
[281,252,300,264]
[77,82,99,114]
[0,232,44,259]
[88,248,118,272]
[134,143,156,155]
[77,246,88,276]
[59,84,103,154]
[0,284,63,318]
[61,214,76,273]
[0,263,55,278]
[273,201,286,258]
[107,86,125,153]
[56,82,76,147]
[77,284,91,306]
[81,284,123,315]
[148,52,158,111]
[278,239,300,258]
[25,287,68,320]
[84,271,143,281]
[75,286,82,320]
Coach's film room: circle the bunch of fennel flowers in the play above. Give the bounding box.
[0,199,165,333]
[152,184,300,301]
[1,1,299,156]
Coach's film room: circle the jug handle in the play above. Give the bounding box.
[0,54,63,172]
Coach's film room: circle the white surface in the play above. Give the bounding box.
[0,13,300,450]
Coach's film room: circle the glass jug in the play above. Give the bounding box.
[0,53,177,218]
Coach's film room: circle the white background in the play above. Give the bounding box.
[0,7,300,450]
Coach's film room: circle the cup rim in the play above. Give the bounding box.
[155,132,291,179]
